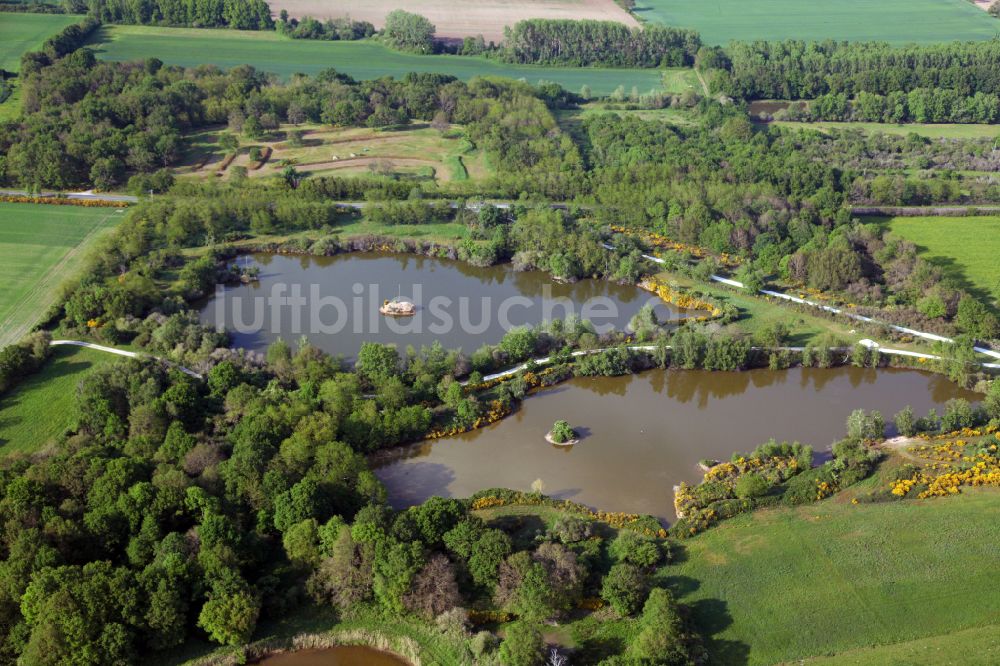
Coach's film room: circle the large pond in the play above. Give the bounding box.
[200,253,687,360]
[255,646,409,666]
[373,367,980,521]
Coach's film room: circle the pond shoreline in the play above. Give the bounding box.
[372,365,982,521]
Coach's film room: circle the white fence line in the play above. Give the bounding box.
[607,243,1000,360]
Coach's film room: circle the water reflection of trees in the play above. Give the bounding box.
[570,374,633,397]
[799,367,842,393]
[373,462,456,509]
[664,370,756,407]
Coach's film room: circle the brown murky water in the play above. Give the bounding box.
[200,252,686,360]
[373,367,979,520]
[255,646,408,666]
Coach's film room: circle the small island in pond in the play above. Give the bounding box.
[379,298,416,316]
[546,419,580,446]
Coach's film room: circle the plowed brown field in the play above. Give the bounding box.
[270,0,639,43]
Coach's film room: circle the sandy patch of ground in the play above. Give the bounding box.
[270,0,639,43]
[973,0,994,10]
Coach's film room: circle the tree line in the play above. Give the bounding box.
[499,19,701,67]
[772,88,1000,124]
[710,39,1000,100]
[84,0,273,29]
[275,12,374,41]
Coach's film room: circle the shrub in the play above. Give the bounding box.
[382,9,435,54]
[550,515,592,544]
[550,420,576,443]
[601,563,647,616]
[470,630,498,658]
[609,531,661,567]
[782,466,836,506]
[734,472,771,499]
[894,405,916,437]
[846,409,885,441]
[575,347,635,376]
[498,622,544,666]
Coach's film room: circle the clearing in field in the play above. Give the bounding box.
[633,0,1000,45]
[0,344,112,455]
[0,203,123,347]
[85,25,664,96]
[671,489,1000,665]
[878,216,1000,307]
[269,0,638,43]
[178,122,490,183]
[770,120,1000,140]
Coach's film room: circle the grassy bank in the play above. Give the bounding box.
[154,604,468,665]
[86,25,665,96]
[653,270,867,347]
[632,0,998,45]
[771,120,1000,140]
[0,345,112,455]
[670,489,1000,665]
[796,623,1000,664]
[0,202,123,347]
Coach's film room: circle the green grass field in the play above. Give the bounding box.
[0,12,82,119]
[0,12,80,71]
[86,25,664,96]
[798,623,1000,665]
[633,0,1000,45]
[879,216,1000,305]
[0,203,123,347]
[772,120,1000,140]
[670,490,1000,665]
[0,345,112,454]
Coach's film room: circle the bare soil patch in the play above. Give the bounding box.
[270,0,639,43]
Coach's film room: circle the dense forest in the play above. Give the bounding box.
[0,317,722,664]
[0,20,577,195]
[84,0,272,29]
[711,39,1000,100]
[499,20,701,67]
[275,12,375,41]
[770,88,1000,124]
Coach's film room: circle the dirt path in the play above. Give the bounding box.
[695,68,710,96]
[50,340,202,379]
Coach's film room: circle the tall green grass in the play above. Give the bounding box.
[633,0,999,45]
[881,216,1000,304]
[0,12,80,71]
[445,156,468,181]
[669,490,1000,664]
[0,345,112,454]
[773,120,1000,139]
[0,203,122,346]
[87,25,665,96]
